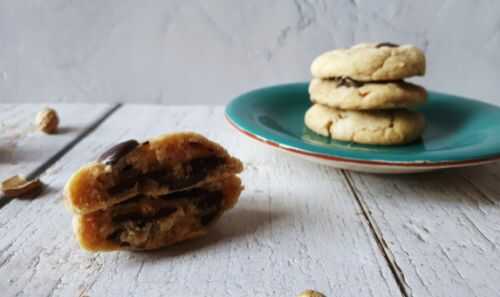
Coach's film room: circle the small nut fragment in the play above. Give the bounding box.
[36,107,59,134]
[1,175,43,198]
[298,290,326,297]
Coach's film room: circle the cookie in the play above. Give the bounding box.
[304,104,425,145]
[311,43,426,81]
[73,176,243,251]
[65,132,243,214]
[309,78,427,110]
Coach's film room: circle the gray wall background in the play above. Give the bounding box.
[1,0,499,105]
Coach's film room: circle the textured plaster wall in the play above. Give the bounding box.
[0,0,499,104]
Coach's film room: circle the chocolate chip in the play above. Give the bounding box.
[336,77,364,88]
[375,42,399,48]
[97,140,139,165]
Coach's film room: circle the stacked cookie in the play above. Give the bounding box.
[305,42,427,145]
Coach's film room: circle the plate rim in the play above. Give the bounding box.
[226,114,500,168]
[225,82,500,168]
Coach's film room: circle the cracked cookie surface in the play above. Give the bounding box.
[304,104,425,145]
[309,78,427,110]
[311,43,426,81]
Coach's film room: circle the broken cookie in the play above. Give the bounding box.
[73,176,242,251]
[64,132,244,251]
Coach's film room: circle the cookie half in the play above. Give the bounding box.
[304,104,425,145]
[65,132,243,214]
[73,176,243,251]
[311,43,426,81]
[309,78,427,110]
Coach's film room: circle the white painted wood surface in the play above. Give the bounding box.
[0,103,114,182]
[0,106,401,297]
[2,105,500,297]
[345,168,500,297]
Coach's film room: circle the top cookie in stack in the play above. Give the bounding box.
[305,42,427,145]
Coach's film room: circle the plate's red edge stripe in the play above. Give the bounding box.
[225,115,500,168]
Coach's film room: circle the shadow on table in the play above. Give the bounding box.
[0,146,44,163]
[130,207,287,259]
[57,125,80,135]
[0,126,79,164]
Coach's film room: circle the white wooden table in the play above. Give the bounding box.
[1,104,499,297]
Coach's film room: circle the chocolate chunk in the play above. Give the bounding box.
[97,140,139,165]
[336,77,364,88]
[375,42,399,48]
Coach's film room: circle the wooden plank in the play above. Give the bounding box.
[344,166,500,297]
[0,103,116,182]
[0,105,402,297]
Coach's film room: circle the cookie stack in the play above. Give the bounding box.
[305,42,427,145]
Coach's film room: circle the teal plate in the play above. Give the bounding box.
[225,82,500,173]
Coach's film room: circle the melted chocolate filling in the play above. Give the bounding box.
[328,77,404,88]
[112,206,177,224]
[107,229,128,246]
[107,189,223,245]
[107,156,224,195]
[107,165,141,195]
[334,76,364,88]
[148,156,224,190]
[159,188,223,225]
[195,192,223,225]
